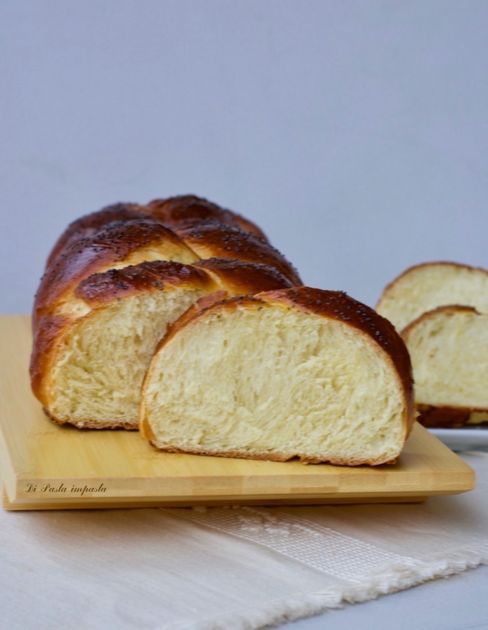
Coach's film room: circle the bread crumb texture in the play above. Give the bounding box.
[47,289,205,425]
[144,303,407,465]
[404,307,488,409]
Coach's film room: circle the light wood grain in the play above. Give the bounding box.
[0,316,475,510]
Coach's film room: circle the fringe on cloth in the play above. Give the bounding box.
[167,542,488,630]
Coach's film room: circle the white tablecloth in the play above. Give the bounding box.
[1,452,487,630]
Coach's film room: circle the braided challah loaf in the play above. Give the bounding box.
[31,196,297,429]
[31,195,414,467]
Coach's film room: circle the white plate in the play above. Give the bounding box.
[430,428,488,452]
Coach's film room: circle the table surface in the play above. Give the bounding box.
[289,563,488,630]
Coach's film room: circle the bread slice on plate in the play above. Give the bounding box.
[141,288,414,466]
[402,305,488,428]
[376,261,488,331]
[30,260,292,430]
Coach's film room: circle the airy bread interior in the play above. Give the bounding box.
[142,302,408,465]
[403,307,488,411]
[47,288,206,427]
[377,263,488,331]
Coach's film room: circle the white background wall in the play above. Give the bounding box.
[1,0,487,313]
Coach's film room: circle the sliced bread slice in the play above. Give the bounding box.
[376,262,488,331]
[31,260,292,429]
[141,288,414,465]
[401,305,488,428]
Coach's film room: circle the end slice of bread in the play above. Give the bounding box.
[376,262,488,331]
[141,288,414,466]
[401,305,488,428]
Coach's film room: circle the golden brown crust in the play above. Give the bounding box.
[34,219,194,322]
[195,257,293,294]
[174,223,302,285]
[416,404,488,428]
[146,195,268,241]
[376,260,488,311]
[75,261,217,306]
[74,258,292,308]
[46,195,268,268]
[46,202,143,267]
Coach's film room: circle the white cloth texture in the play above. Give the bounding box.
[1,452,487,630]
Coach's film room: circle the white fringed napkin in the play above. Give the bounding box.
[1,452,487,630]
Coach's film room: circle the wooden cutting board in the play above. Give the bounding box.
[0,315,474,510]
